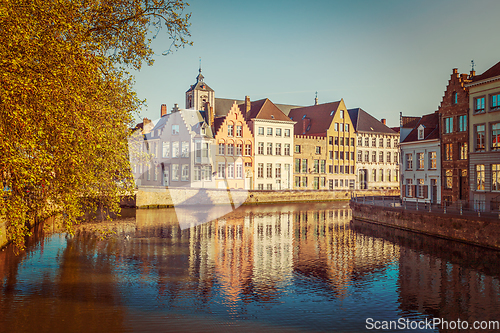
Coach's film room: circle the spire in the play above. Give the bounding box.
[314,91,318,105]
[197,57,204,82]
[470,59,476,78]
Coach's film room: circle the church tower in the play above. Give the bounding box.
[185,65,215,114]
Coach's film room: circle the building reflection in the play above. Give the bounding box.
[353,219,500,329]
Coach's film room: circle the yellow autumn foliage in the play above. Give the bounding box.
[0,0,191,249]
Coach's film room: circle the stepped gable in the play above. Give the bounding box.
[288,101,341,137]
[402,112,439,143]
[348,108,396,134]
[471,61,500,82]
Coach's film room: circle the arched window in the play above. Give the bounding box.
[452,92,458,104]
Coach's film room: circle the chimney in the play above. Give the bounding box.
[161,104,167,117]
[245,96,251,120]
[381,118,386,125]
[171,103,179,113]
[452,68,458,74]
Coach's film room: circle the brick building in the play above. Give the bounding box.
[439,68,471,204]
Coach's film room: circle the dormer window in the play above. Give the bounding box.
[418,124,425,140]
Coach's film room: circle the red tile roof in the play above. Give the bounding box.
[402,112,439,143]
[287,101,341,136]
[472,61,500,82]
[239,98,292,122]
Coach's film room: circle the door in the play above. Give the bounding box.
[431,179,437,204]
[459,169,468,200]
[163,166,169,187]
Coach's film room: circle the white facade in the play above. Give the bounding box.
[400,138,441,204]
[355,132,400,190]
[250,119,294,190]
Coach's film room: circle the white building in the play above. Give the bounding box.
[399,112,441,204]
[348,108,400,190]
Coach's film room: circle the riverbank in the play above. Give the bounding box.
[132,187,400,208]
[350,200,500,251]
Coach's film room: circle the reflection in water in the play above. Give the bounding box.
[0,203,499,332]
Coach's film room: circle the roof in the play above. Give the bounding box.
[401,112,439,143]
[186,71,214,93]
[239,98,292,122]
[215,97,302,117]
[213,116,225,135]
[471,61,500,83]
[287,101,341,136]
[401,116,420,129]
[347,108,396,134]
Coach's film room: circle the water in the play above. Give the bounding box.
[1,202,500,332]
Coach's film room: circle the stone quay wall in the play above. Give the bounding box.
[350,201,500,250]
[133,187,400,208]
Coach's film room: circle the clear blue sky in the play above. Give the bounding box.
[131,0,500,128]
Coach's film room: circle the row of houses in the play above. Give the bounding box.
[130,68,399,191]
[399,61,500,210]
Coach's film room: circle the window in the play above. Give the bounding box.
[387,169,391,182]
[295,145,301,153]
[275,164,281,179]
[276,128,282,136]
[458,115,467,132]
[194,166,201,181]
[329,136,334,145]
[444,170,452,189]
[452,92,458,104]
[302,177,308,187]
[295,159,301,173]
[417,179,425,197]
[321,160,326,173]
[405,179,413,197]
[379,138,384,147]
[245,144,251,156]
[172,164,179,181]
[418,128,424,140]
[218,143,225,155]
[372,151,376,163]
[258,127,264,135]
[313,160,319,173]
[351,138,354,146]
[236,125,242,137]
[492,123,500,150]
[405,154,413,170]
[372,138,376,147]
[340,165,344,174]
[386,138,391,148]
[329,165,333,174]
[476,164,485,190]
[267,128,273,136]
[379,151,384,163]
[475,125,485,151]
[351,152,354,160]
[315,146,321,154]
[258,184,264,190]
[340,137,344,146]
[493,164,500,191]
[295,176,301,187]
[236,144,242,156]
[364,137,369,146]
[335,151,339,160]
[444,117,453,134]
[429,151,436,169]
[334,165,338,174]
[351,166,354,174]
[416,152,424,169]
[321,177,326,188]
[339,123,343,132]
[218,163,226,178]
[460,142,468,160]
[340,110,344,118]
[172,124,179,135]
[313,177,319,189]
[335,137,339,145]
[357,151,362,162]
[394,152,398,164]
[445,143,453,161]
[228,124,234,136]
[172,141,179,158]
[257,163,264,178]
[345,124,349,132]
[226,163,234,178]
[162,142,170,158]
[180,164,189,181]
[387,152,391,164]
[284,129,290,137]
[284,144,290,156]
[379,169,384,182]
[302,159,308,173]
[372,170,376,182]
[267,143,273,155]
[475,97,485,113]
[258,142,264,155]
[236,163,243,178]
[227,144,234,155]
[181,141,189,158]
[364,151,369,162]
[358,137,362,146]
[273,143,280,155]
[492,94,500,110]
[340,151,344,160]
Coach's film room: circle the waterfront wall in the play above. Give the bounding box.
[350,201,500,250]
[134,187,400,208]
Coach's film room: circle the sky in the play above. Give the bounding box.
[131,0,500,128]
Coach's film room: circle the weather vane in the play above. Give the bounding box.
[471,60,475,72]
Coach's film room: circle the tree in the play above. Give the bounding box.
[0,0,191,249]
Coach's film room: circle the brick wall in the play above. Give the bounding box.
[351,201,500,250]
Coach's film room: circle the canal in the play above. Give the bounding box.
[1,202,500,332]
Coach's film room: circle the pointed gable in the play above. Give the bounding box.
[242,98,292,122]
[402,112,439,143]
[348,108,396,134]
[288,101,341,136]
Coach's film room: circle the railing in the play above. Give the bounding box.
[351,195,500,220]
